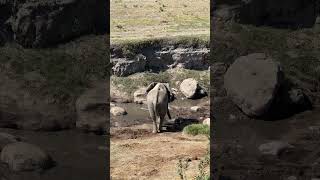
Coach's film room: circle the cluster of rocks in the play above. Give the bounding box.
[213,0,319,28]
[0,0,108,48]
[224,53,312,119]
[110,47,210,77]
[0,133,53,172]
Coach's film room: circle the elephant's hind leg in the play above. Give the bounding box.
[148,105,157,133]
[159,116,165,133]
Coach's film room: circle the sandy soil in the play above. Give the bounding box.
[111,124,209,180]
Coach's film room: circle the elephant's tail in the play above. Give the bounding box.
[154,86,160,115]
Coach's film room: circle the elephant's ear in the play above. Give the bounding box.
[146,82,157,93]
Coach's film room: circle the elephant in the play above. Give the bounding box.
[146,82,174,133]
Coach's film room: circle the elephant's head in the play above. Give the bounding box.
[146,82,175,102]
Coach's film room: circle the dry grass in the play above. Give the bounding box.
[110,0,210,43]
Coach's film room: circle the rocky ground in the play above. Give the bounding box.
[211,1,320,179]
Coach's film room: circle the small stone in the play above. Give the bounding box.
[203,118,210,126]
[110,106,127,116]
[259,141,294,156]
[191,106,201,112]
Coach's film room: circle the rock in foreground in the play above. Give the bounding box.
[224,53,283,117]
[1,142,53,171]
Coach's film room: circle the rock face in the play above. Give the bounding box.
[111,54,146,77]
[110,47,210,74]
[224,53,283,117]
[133,87,147,104]
[170,48,209,70]
[1,142,53,171]
[180,78,207,99]
[75,81,108,134]
[0,0,107,47]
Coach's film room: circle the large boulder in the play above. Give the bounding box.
[133,87,147,104]
[8,0,108,48]
[111,54,146,77]
[1,142,54,171]
[75,81,108,134]
[179,78,207,99]
[224,53,283,117]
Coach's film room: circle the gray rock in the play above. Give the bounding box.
[180,78,207,99]
[76,81,108,134]
[224,53,283,117]
[9,0,107,48]
[259,141,293,156]
[133,87,147,104]
[203,118,210,126]
[190,106,201,112]
[110,106,127,116]
[112,54,146,77]
[1,142,53,171]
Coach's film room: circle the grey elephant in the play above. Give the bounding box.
[146,82,174,133]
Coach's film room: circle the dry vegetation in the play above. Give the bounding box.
[110,0,210,43]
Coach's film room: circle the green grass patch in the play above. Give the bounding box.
[183,124,209,136]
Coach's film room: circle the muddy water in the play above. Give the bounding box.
[0,128,107,180]
[111,97,209,128]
